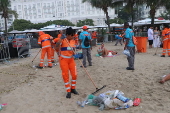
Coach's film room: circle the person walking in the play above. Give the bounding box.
[79,26,92,68]
[124,22,135,70]
[55,27,79,98]
[114,33,122,46]
[38,31,53,68]
[147,26,154,49]
[160,24,170,57]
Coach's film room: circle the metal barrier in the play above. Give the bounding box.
[0,37,10,61]
[135,32,148,37]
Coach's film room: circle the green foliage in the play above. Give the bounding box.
[142,0,170,25]
[8,19,75,31]
[0,0,18,33]
[52,20,75,26]
[82,0,123,32]
[109,18,124,24]
[9,19,33,31]
[76,19,94,27]
[159,9,170,20]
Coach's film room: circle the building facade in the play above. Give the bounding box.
[9,0,117,25]
[138,4,166,19]
[0,0,167,31]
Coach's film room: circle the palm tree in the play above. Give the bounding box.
[0,0,18,34]
[82,0,123,32]
[143,0,169,26]
[124,0,143,29]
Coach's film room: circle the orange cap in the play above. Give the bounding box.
[39,31,45,36]
[83,26,88,30]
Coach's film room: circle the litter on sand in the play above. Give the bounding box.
[77,90,141,111]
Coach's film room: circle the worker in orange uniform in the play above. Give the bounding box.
[55,27,79,98]
[57,30,64,38]
[161,24,170,57]
[38,31,53,68]
[92,31,97,46]
[51,37,56,63]
[73,31,79,48]
[52,30,64,56]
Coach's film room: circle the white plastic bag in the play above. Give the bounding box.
[123,49,130,57]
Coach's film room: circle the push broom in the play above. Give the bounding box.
[64,38,106,95]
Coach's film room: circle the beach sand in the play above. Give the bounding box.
[0,42,170,113]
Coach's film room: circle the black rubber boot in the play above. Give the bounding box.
[66,92,71,98]
[36,66,43,69]
[71,89,79,95]
[126,67,134,70]
[160,55,165,57]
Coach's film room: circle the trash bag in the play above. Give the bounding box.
[123,49,130,57]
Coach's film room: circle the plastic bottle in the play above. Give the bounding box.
[116,94,130,103]
[133,97,141,106]
[77,96,88,107]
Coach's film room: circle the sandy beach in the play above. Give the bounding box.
[0,42,170,113]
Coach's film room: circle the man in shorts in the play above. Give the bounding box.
[147,26,154,49]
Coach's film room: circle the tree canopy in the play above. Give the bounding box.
[142,0,169,26]
[82,0,123,32]
[8,19,75,32]
[76,19,94,27]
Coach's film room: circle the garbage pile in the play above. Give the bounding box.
[77,90,141,110]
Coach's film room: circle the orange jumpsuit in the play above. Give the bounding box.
[162,28,170,56]
[55,38,77,92]
[38,31,52,67]
[92,31,97,39]
[51,42,56,62]
[51,34,63,60]
[74,34,79,46]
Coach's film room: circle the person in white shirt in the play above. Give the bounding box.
[147,26,154,48]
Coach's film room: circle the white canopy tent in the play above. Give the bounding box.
[110,23,123,27]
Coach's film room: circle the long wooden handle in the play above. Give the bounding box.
[32,48,41,63]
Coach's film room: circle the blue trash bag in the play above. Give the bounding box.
[74,52,83,59]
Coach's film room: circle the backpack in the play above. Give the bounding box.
[132,36,138,45]
[84,36,90,47]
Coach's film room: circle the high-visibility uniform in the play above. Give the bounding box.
[55,38,77,92]
[50,34,62,61]
[51,42,56,62]
[53,37,60,54]
[162,28,170,56]
[38,31,52,67]
[74,34,79,46]
[92,31,97,39]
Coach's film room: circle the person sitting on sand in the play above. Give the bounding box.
[97,43,117,57]
[159,73,170,84]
